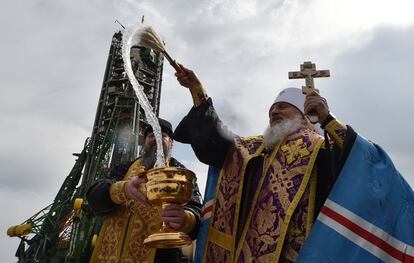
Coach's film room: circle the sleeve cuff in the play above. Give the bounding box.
[109,180,130,205]
[190,84,209,107]
[325,117,347,149]
[320,113,335,129]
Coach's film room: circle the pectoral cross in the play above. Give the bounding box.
[288,61,330,123]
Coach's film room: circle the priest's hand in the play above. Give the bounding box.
[304,91,330,124]
[175,64,202,90]
[126,176,149,205]
[161,203,185,230]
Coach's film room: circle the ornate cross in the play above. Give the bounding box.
[288,61,330,123]
[288,61,330,95]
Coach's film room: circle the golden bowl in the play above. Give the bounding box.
[143,166,195,248]
[146,166,194,205]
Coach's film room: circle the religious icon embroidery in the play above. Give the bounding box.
[281,138,310,164]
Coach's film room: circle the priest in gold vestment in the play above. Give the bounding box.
[87,118,203,263]
[173,65,357,263]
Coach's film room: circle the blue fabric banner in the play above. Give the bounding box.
[297,135,414,262]
[194,166,220,263]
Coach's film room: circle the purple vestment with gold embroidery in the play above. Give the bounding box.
[173,98,351,263]
[203,128,323,263]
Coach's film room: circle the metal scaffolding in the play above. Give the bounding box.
[9,31,165,263]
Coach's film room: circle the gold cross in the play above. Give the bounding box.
[281,139,310,164]
[288,61,330,95]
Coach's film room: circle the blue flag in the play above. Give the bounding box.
[297,135,414,263]
[194,166,220,263]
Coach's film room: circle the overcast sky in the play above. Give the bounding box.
[1,0,414,261]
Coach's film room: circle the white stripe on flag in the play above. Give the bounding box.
[318,213,400,263]
[324,199,407,252]
[203,199,214,210]
[201,199,214,222]
[202,211,212,222]
[319,199,414,263]
[407,245,414,257]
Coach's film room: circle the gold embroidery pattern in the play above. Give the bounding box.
[92,207,128,262]
[91,159,158,263]
[205,131,323,263]
[211,147,243,234]
[325,118,347,149]
[236,159,299,262]
[190,84,209,107]
[205,241,231,263]
[235,129,322,263]
[109,181,129,205]
[281,138,310,164]
[211,136,264,235]
[125,162,146,180]
[239,136,264,155]
[279,185,311,263]
[204,137,264,262]
[123,202,161,262]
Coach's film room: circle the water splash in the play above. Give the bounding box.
[122,22,165,168]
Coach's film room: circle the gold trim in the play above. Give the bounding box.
[325,118,347,149]
[202,137,265,263]
[231,140,265,261]
[202,157,229,263]
[89,208,132,263]
[190,84,209,107]
[207,227,234,250]
[234,141,281,261]
[306,169,317,237]
[272,137,324,262]
[118,214,132,260]
[204,145,265,262]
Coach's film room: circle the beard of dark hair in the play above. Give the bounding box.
[140,143,172,169]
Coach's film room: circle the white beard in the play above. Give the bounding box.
[263,117,306,151]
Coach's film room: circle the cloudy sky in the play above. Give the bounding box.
[1,0,414,261]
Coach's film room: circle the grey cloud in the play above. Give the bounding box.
[328,25,414,152]
[317,25,414,185]
[0,118,86,193]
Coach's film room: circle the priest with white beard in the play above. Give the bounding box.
[173,64,357,263]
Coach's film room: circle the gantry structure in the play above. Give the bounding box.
[8,30,165,262]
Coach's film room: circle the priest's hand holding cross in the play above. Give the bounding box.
[289,61,331,124]
[304,91,330,124]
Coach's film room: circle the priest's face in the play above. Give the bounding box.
[144,132,173,152]
[269,102,304,126]
[141,132,173,169]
